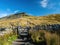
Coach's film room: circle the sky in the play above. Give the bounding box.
[0,0,60,17]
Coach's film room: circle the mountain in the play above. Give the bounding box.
[0,13,60,28]
[0,12,31,19]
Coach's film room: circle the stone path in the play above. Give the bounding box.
[12,38,34,45]
[12,26,34,45]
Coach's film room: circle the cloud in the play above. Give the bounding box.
[0,8,11,18]
[0,13,8,18]
[0,8,20,18]
[40,0,48,8]
[40,0,60,10]
[14,10,20,13]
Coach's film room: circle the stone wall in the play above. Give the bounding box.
[32,24,60,31]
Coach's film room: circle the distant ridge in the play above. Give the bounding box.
[0,12,31,19]
[0,12,60,27]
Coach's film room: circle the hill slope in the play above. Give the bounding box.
[0,13,60,27]
[0,12,31,19]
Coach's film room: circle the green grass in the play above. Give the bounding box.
[0,32,17,45]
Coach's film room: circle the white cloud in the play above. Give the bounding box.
[40,0,48,8]
[14,10,20,13]
[0,13,8,18]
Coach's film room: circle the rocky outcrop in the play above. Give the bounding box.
[33,24,60,31]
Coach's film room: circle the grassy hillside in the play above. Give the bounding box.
[0,13,60,28]
[0,13,60,45]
